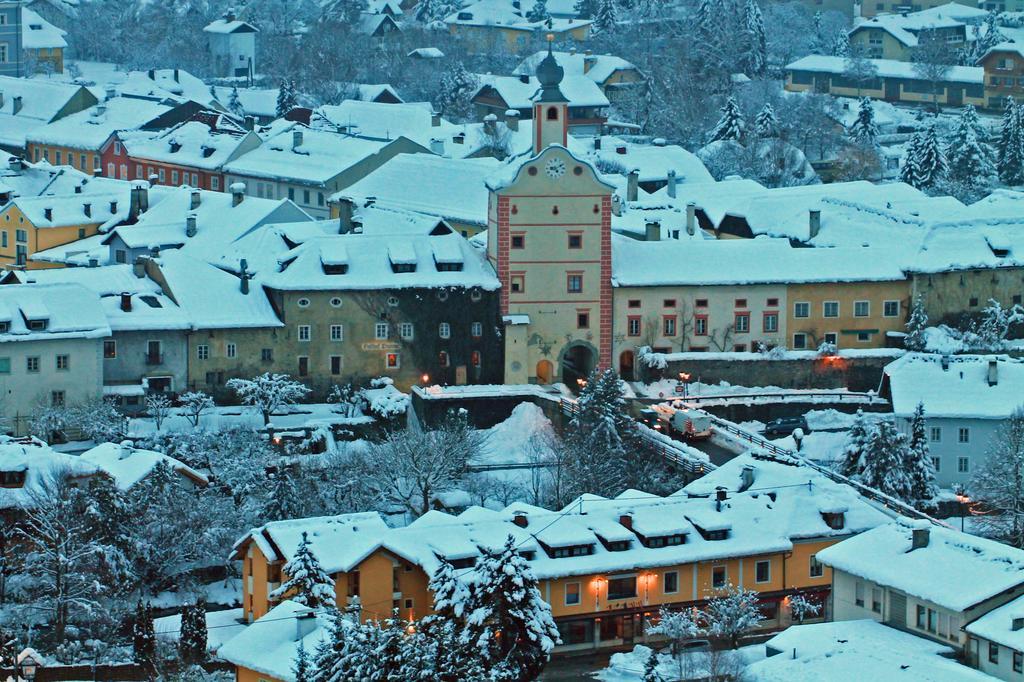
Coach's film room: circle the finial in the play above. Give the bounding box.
[546,33,555,53]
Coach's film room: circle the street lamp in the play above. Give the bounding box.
[17,649,42,682]
[955,492,970,532]
[677,372,690,399]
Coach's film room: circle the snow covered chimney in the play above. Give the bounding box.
[120,292,132,312]
[505,109,519,131]
[740,465,755,492]
[583,55,597,74]
[988,359,998,386]
[337,197,355,233]
[911,527,930,550]
[626,169,639,202]
[666,169,677,199]
[645,220,660,242]
[240,259,250,294]
[83,203,91,218]
[1013,617,1024,632]
[483,113,497,136]
[173,68,180,83]
[686,202,696,236]
[244,115,255,131]
[130,183,149,221]
[431,111,441,127]
[7,156,21,172]
[133,256,146,278]
[295,610,317,642]
[186,214,197,238]
[292,130,303,150]
[105,86,116,102]
[231,182,246,206]
[618,513,633,530]
[190,190,201,210]
[809,208,822,240]
[430,138,445,156]
[715,487,727,512]
[110,200,118,214]
[512,512,528,527]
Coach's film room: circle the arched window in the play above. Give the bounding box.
[546,106,559,121]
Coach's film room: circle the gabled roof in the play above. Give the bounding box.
[0,283,110,342]
[0,76,97,150]
[883,353,1024,418]
[474,73,609,109]
[217,601,333,682]
[118,120,256,170]
[80,442,208,489]
[786,55,983,84]
[513,50,641,85]
[203,17,259,33]
[5,189,130,230]
[21,5,67,49]
[0,438,99,510]
[25,96,172,150]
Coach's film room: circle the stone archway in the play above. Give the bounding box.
[619,350,635,382]
[536,359,554,385]
[561,341,597,389]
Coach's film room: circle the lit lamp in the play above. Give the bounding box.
[955,491,971,533]
[18,650,42,682]
[678,372,690,399]
[593,576,606,610]
[421,374,430,385]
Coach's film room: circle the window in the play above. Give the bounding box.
[15,229,26,243]
[0,358,9,374]
[471,322,483,338]
[735,298,747,308]
[664,571,679,594]
[855,581,865,607]
[767,297,779,307]
[932,456,940,471]
[825,332,838,346]
[567,274,583,293]
[568,233,582,249]
[628,299,642,308]
[546,106,558,120]
[970,296,979,307]
[386,353,400,369]
[794,301,810,318]
[565,582,580,605]
[400,323,414,340]
[607,576,637,600]
[103,340,116,359]
[438,351,450,367]
[930,426,941,442]
[712,566,727,589]
[51,391,65,407]
[734,313,750,333]
[916,604,926,628]
[663,299,676,308]
[823,301,839,318]
[958,457,970,473]
[197,344,210,360]
[511,234,525,249]
[375,323,389,340]
[854,301,870,317]
[627,316,641,336]
[793,333,807,349]
[261,348,274,362]
[297,325,311,342]
[990,642,999,665]
[883,300,900,317]
[577,312,589,329]
[158,169,165,182]
[755,560,770,583]
[211,176,220,191]
[328,324,343,342]
[226,342,237,358]
[297,298,310,308]
[663,316,676,336]
[695,314,708,336]
[298,356,309,376]
[330,356,342,375]
[872,588,882,614]
[763,312,779,333]
[26,357,40,373]
[1014,650,1022,674]
[303,190,311,205]
[0,232,5,248]
[56,354,69,371]
[695,298,708,308]
[927,608,937,633]
[471,350,481,368]
[958,427,970,443]
[809,554,824,578]
[171,170,179,185]
[510,275,525,293]
[330,297,343,308]
[439,322,451,339]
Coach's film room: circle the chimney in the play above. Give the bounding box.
[626,169,639,202]
[244,115,255,131]
[616,144,627,155]
[150,246,160,258]
[11,96,22,116]
[147,69,155,80]
[740,465,755,492]
[911,527,930,550]
[231,182,245,206]
[512,512,528,527]
[431,111,441,127]
[483,113,497,136]
[129,183,149,221]
[0,92,4,109]
[666,169,677,199]
[190,190,201,210]
[337,197,355,233]
[988,359,998,386]
[292,130,303,150]
[583,55,597,74]
[186,214,197,238]
[7,156,21,172]
[88,257,99,268]
[618,513,633,529]
[83,202,91,218]
[1013,617,1024,632]
[594,137,602,150]
[74,184,82,194]
[686,202,696,236]
[104,86,116,102]
[173,68,180,83]
[430,138,445,156]
[809,208,822,240]
[110,200,118,214]
[295,610,317,642]
[43,207,52,221]
[240,258,250,294]
[133,256,146,278]
[95,104,107,117]
[148,173,159,186]
[941,355,950,371]
[715,487,727,512]
[120,292,132,312]
[645,220,660,242]
[224,7,237,22]
[505,109,519,131]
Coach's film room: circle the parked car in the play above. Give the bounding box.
[763,416,809,438]
[638,408,664,431]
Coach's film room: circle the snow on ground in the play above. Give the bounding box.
[127,403,372,436]
[154,607,246,654]
[596,643,765,681]
[150,579,242,609]
[636,380,881,405]
[473,402,556,466]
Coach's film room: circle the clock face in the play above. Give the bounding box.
[545,157,567,179]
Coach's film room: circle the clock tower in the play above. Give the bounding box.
[486,40,615,387]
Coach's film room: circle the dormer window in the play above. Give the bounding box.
[703,529,729,541]
[821,511,846,530]
[549,544,594,559]
[27,319,47,331]
[644,534,686,548]
[202,146,216,158]
[169,141,182,153]
[391,262,416,273]
[605,540,630,552]
[435,260,464,272]
[323,263,348,275]
[0,470,26,487]
[449,557,475,569]
[0,322,8,333]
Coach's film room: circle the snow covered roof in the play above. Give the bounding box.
[883,353,1024,419]
[818,520,1024,612]
[1,263,159,296]
[0,283,109,342]
[583,136,713,184]
[101,291,191,332]
[25,96,172,150]
[473,73,609,109]
[446,0,592,30]
[203,17,258,33]
[212,86,279,119]
[0,438,100,510]
[513,50,640,85]
[118,121,256,171]
[111,69,218,107]
[79,442,208,489]
[966,595,1024,651]
[231,512,391,572]
[611,234,907,287]
[7,188,131,230]
[264,231,499,291]
[21,6,68,50]
[217,601,332,682]
[786,55,983,84]
[338,154,499,226]
[314,100,446,143]
[748,620,991,682]
[982,41,1024,61]
[0,76,96,150]
[850,11,966,48]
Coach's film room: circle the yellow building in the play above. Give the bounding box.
[787,279,911,350]
[0,193,127,269]
[224,453,891,681]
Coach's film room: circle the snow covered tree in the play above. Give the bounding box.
[838,409,871,479]
[972,408,1024,548]
[573,0,599,18]
[788,592,821,624]
[228,87,245,118]
[945,105,995,200]
[178,391,214,428]
[276,79,298,117]
[905,402,938,506]
[415,0,459,23]
[293,641,311,682]
[462,535,560,680]
[742,0,767,77]
[594,0,618,34]
[844,49,879,96]
[133,599,156,669]
[427,558,468,622]
[848,97,879,147]
[0,627,15,668]
[708,97,744,143]
[905,295,929,351]
[705,585,762,649]
[647,606,699,656]
[526,0,550,23]
[858,421,913,502]
[264,469,304,522]
[831,27,851,57]
[973,11,1005,63]
[971,299,1024,351]
[435,62,478,121]
[998,97,1024,185]
[146,393,173,431]
[563,368,634,499]
[71,397,125,442]
[755,103,777,138]
[270,532,336,609]
[643,649,661,682]
[324,0,367,24]
[179,599,208,664]
[227,373,310,425]
[912,124,947,189]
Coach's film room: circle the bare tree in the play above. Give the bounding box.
[178,391,215,428]
[913,29,957,113]
[844,46,879,98]
[145,394,173,431]
[971,407,1024,548]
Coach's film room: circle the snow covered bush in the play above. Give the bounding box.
[972,408,1024,548]
[638,345,668,370]
[647,606,700,655]
[145,394,173,431]
[178,391,214,428]
[704,585,762,649]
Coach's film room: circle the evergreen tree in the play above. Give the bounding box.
[415,0,459,23]
[742,0,767,77]
[133,599,156,670]
[325,0,367,24]
[906,402,938,506]
[426,558,468,622]
[810,11,826,55]
[693,0,717,43]
[915,124,948,189]
[708,97,744,143]
[276,79,298,118]
[838,409,870,479]
[594,0,618,34]
[564,368,635,498]
[975,11,1005,61]
[462,535,560,681]
[998,97,1024,185]
[179,599,208,664]
[270,532,336,609]
[228,87,245,118]
[264,469,303,521]
[905,295,929,351]
[312,610,350,682]
[436,62,478,121]
[946,104,995,194]
[642,648,661,682]
[831,27,851,57]
[754,103,777,138]
[293,641,311,682]
[900,132,923,185]
[526,0,550,23]
[858,421,913,502]
[573,0,599,18]
[972,408,1024,548]
[848,97,879,147]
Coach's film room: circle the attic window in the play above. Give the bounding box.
[604,540,631,552]
[821,511,845,530]
[139,295,162,308]
[29,23,42,30]
[201,146,216,158]
[391,262,416,274]
[435,260,464,272]
[27,319,47,331]
[457,11,472,19]
[449,557,475,569]
[644,534,686,548]
[992,246,1010,258]
[323,263,348,275]
[549,544,594,559]
[430,223,452,236]
[702,529,728,541]
[0,322,8,333]
[169,141,182,153]
[0,470,26,487]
